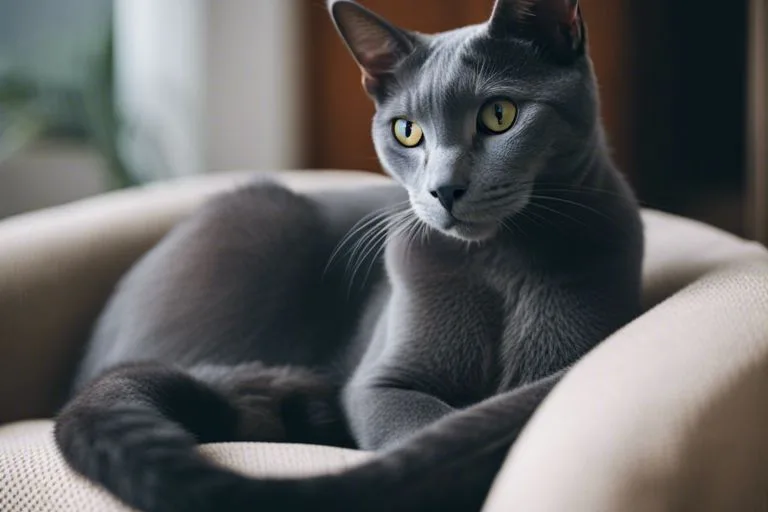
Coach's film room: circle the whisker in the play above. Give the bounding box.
[516,207,548,230]
[488,178,640,202]
[346,223,391,297]
[517,179,651,207]
[359,211,415,288]
[419,222,429,247]
[500,218,515,236]
[526,202,590,230]
[325,210,388,274]
[467,199,522,218]
[324,201,408,276]
[360,242,387,292]
[345,208,413,289]
[532,186,643,206]
[403,216,421,262]
[481,191,524,204]
[528,194,625,232]
[344,215,393,274]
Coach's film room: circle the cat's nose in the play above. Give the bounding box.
[430,185,467,213]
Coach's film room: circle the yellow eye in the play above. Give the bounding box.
[478,99,518,134]
[392,118,424,147]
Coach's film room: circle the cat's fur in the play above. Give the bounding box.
[54,1,643,511]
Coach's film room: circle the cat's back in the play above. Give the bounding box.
[72,178,406,391]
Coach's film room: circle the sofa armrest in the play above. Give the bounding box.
[0,170,387,424]
[484,241,768,510]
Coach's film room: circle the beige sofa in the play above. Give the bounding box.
[1,170,768,511]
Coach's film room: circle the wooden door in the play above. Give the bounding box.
[302,0,636,184]
[748,0,767,242]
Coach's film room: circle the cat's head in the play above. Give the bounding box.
[329,0,599,242]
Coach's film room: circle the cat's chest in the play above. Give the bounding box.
[383,234,547,397]
[388,233,541,334]
[392,276,538,406]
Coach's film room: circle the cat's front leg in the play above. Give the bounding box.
[343,381,455,450]
[342,281,500,451]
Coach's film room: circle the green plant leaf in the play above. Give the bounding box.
[0,110,47,166]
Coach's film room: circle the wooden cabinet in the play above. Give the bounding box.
[748,0,767,243]
[627,0,747,235]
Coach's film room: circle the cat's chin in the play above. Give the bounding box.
[412,208,501,242]
[440,220,499,242]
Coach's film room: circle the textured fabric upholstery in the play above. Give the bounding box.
[0,421,370,512]
[0,170,766,511]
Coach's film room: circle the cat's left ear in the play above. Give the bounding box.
[489,0,586,64]
[328,0,416,97]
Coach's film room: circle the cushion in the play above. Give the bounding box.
[0,420,371,512]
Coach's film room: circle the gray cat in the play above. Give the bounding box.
[54,0,643,511]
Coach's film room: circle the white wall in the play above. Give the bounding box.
[114,0,206,180]
[206,0,304,172]
[114,0,304,180]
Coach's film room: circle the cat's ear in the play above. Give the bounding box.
[328,0,416,97]
[488,0,586,63]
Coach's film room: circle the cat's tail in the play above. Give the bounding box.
[54,361,353,512]
[55,362,560,512]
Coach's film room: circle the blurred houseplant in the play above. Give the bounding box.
[0,29,138,189]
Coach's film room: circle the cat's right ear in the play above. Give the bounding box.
[489,0,586,64]
[328,0,416,97]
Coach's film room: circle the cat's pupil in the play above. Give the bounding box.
[405,121,412,138]
[494,104,504,125]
